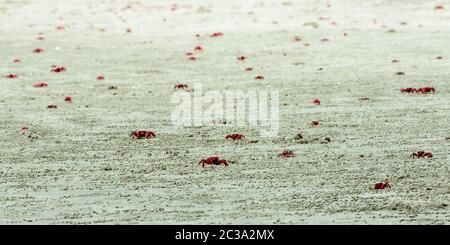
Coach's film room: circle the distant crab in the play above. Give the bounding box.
[210,32,224,38]
[5,74,17,79]
[199,156,228,167]
[33,48,44,53]
[410,151,433,159]
[374,181,391,190]
[32,82,48,88]
[130,130,156,139]
[51,66,66,73]
[312,98,321,105]
[311,120,320,126]
[401,87,435,94]
[225,134,245,140]
[278,150,295,157]
[173,83,188,90]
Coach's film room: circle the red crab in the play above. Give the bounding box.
[434,5,444,10]
[5,74,17,79]
[395,71,405,75]
[36,36,45,41]
[401,87,435,94]
[188,56,196,61]
[130,130,156,139]
[417,87,435,94]
[294,36,302,42]
[64,96,72,103]
[410,151,433,159]
[237,56,246,61]
[51,66,66,73]
[56,25,64,30]
[32,82,48,88]
[194,46,203,52]
[278,150,295,157]
[374,181,391,190]
[254,75,264,80]
[21,127,29,132]
[225,134,245,140]
[245,67,253,71]
[400,88,417,93]
[13,59,21,63]
[173,83,188,89]
[33,48,44,53]
[321,38,330,42]
[312,98,321,105]
[198,156,228,167]
[186,52,193,56]
[47,105,57,109]
[311,120,320,126]
[210,32,224,38]
[96,75,105,80]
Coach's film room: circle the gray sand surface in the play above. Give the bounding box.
[0,0,449,224]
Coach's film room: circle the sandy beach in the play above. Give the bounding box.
[0,0,449,224]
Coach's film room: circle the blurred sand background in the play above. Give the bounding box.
[0,0,449,224]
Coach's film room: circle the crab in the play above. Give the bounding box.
[5,74,17,79]
[400,88,417,93]
[278,150,295,157]
[225,134,245,140]
[401,87,436,94]
[311,120,320,126]
[96,75,105,80]
[312,98,321,105]
[374,181,391,190]
[210,32,224,38]
[194,46,203,52]
[410,151,433,159]
[33,48,44,53]
[417,87,435,94]
[51,66,66,73]
[199,156,228,167]
[47,105,57,109]
[237,56,246,61]
[173,83,188,90]
[32,82,48,88]
[254,75,264,80]
[130,130,156,139]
